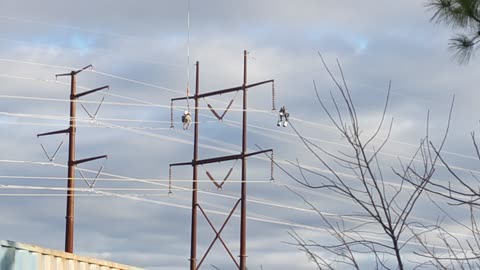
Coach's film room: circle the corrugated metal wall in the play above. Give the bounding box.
[0,240,144,270]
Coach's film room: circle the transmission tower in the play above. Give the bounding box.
[170,50,275,270]
[36,65,108,253]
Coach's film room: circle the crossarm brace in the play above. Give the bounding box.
[37,128,70,137]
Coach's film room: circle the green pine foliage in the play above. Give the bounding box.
[427,0,480,63]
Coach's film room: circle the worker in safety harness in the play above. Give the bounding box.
[277,106,290,127]
[182,111,192,130]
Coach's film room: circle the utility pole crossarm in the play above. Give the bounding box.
[37,129,70,137]
[72,155,108,165]
[56,72,74,78]
[55,65,93,79]
[170,149,272,168]
[171,79,274,102]
[172,95,195,102]
[170,154,241,168]
[197,85,243,98]
[245,79,274,90]
[75,85,109,99]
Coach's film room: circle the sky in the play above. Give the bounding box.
[1,0,480,269]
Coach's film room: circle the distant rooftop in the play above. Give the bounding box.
[0,240,144,270]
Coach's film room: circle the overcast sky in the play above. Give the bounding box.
[1,0,480,269]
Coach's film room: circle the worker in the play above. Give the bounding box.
[182,111,192,130]
[277,106,290,127]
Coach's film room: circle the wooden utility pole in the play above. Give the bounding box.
[37,65,108,253]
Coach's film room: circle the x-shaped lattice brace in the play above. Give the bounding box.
[196,200,241,269]
[169,149,273,269]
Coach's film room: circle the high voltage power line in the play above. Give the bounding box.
[0,146,472,238]
[3,108,479,178]
[2,113,480,195]
[0,180,470,253]
[3,107,480,214]
[0,66,476,162]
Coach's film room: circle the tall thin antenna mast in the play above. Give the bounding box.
[186,0,191,110]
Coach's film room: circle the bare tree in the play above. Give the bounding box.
[404,130,480,268]
[284,53,451,269]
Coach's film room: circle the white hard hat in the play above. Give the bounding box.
[184,110,189,114]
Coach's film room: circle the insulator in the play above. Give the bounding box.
[170,101,174,129]
[168,166,173,194]
[270,151,275,181]
[271,81,276,112]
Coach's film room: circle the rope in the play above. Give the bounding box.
[91,70,180,94]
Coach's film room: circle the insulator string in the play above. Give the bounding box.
[270,151,275,181]
[168,166,173,194]
[170,101,174,128]
[271,81,276,112]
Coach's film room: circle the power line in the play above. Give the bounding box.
[0,171,442,224]
[0,193,172,197]
[3,108,480,197]
[0,184,188,192]
[0,15,161,43]
[0,94,270,113]
[0,166,445,229]
[1,121,173,131]
[0,37,185,69]
[1,172,471,241]
[0,175,271,183]
[1,69,475,163]
[0,157,472,242]
[2,110,479,195]
[3,106,479,169]
[0,180,462,253]
[0,65,472,217]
